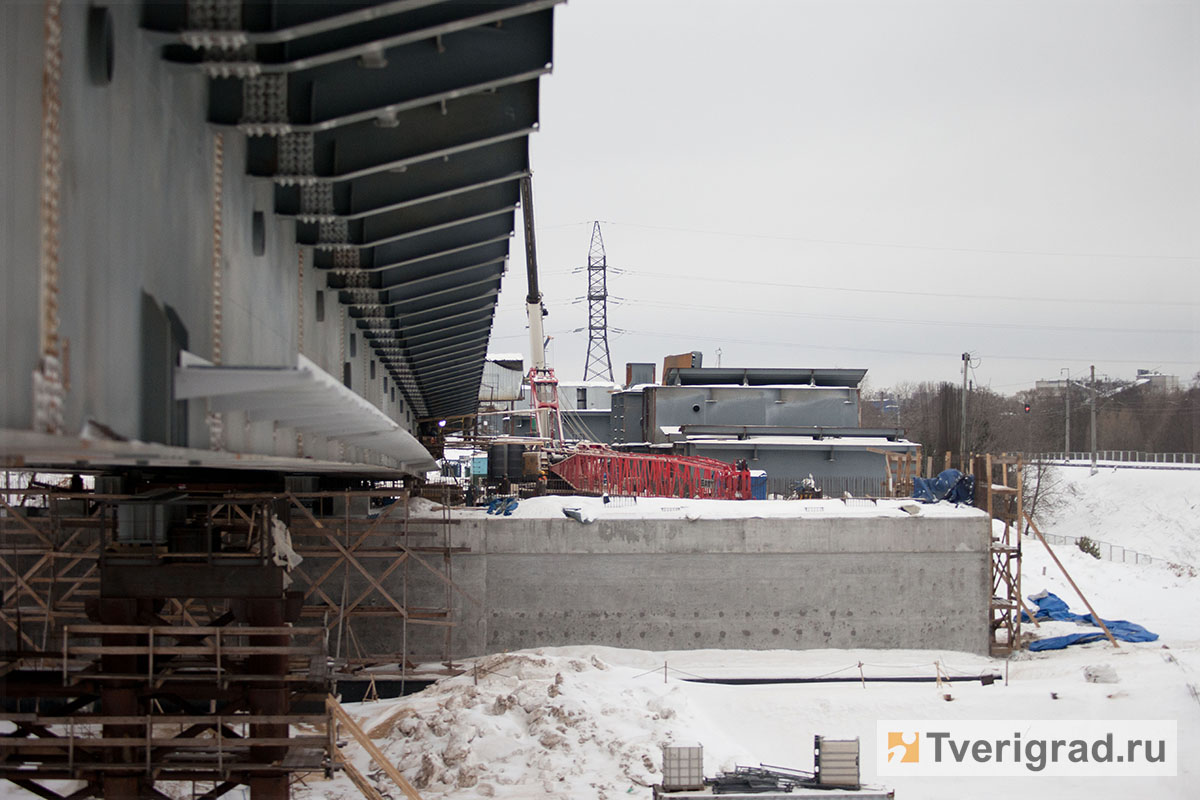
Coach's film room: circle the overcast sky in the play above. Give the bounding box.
[485,0,1200,394]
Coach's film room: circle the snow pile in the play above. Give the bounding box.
[315,652,750,800]
[1036,465,1200,567]
[407,495,449,516]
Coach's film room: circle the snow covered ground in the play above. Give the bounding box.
[411,493,981,521]
[1035,463,1200,568]
[6,466,1194,800]
[308,464,1198,800]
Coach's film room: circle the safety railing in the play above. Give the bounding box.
[1033,452,1199,467]
[1029,530,1194,571]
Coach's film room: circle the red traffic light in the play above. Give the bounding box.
[1023,403,1031,413]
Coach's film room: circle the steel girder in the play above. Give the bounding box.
[351,298,496,335]
[145,0,560,419]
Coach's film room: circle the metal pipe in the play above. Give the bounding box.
[682,674,1001,686]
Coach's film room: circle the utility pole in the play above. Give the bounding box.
[1064,378,1071,456]
[1060,367,1070,457]
[960,352,969,472]
[1090,364,1097,473]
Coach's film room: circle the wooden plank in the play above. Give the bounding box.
[290,561,346,612]
[60,673,323,683]
[327,696,423,800]
[0,553,55,611]
[392,541,481,608]
[0,610,42,651]
[65,624,312,635]
[340,555,409,621]
[0,499,54,546]
[0,762,322,776]
[322,532,408,619]
[66,645,321,656]
[1023,511,1118,647]
[287,492,325,529]
[335,748,388,800]
[283,550,420,558]
[0,736,328,748]
[195,781,241,800]
[8,779,67,800]
[7,715,328,726]
[294,504,399,604]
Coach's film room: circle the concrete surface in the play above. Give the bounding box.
[341,511,992,660]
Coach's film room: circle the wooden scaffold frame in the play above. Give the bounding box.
[1,476,465,800]
[972,454,1024,657]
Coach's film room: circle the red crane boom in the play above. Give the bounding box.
[549,445,752,500]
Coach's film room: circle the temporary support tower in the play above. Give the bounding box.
[0,479,465,800]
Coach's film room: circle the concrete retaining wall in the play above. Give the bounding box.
[349,511,992,659]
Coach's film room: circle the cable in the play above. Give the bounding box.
[610,267,1200,308]
[607,298,1194,337]
[602,220,1199,262]
[491,327,1200,367]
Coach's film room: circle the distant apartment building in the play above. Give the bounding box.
[1036,369,1180,394]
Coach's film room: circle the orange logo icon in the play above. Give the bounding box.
[887,732,919,763]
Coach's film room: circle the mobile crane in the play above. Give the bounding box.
[512,177,749,500]
[519,176,565,443]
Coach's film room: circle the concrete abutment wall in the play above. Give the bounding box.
[352,512,992,659]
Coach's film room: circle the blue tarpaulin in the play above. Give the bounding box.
[912,469,975,504]
[1021,591,1159,651]
[486,497,519,516]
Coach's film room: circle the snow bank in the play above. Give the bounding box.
[1036,464,1200,566]
[412,494,983,521]
[408,496,449,516]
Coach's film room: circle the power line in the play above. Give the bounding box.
[491,326,1199,367]
[614,298,1195,337]
[609,268,1200,308]
[601,220,1199,262]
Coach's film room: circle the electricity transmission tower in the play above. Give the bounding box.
[582,221,614,381]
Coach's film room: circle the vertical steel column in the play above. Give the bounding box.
[245,598,289,800]
[97,598,144,800]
